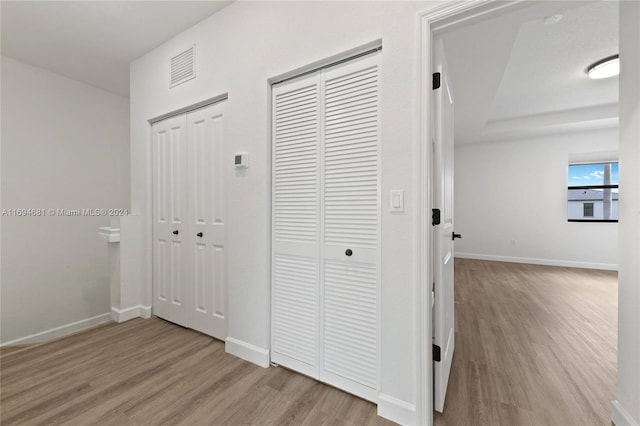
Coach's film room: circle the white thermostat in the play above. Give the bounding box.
[234,152,249,168]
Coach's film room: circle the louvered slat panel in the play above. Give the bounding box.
[323,259,377,388]
[273,255,317,366]
[324,66,378,249]
[170,46,195,87]
[274,83,318,243]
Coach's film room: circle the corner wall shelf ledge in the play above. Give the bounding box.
[98,227,121,243]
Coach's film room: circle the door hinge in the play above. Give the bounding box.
[433,344,441,362]
[431,282,435,306]
[432,208,441,226]
[432,72,441,90]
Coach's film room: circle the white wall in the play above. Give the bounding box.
[613,1,640,424]
[1,56,130,344]
[127,1,436,422]
[455,128,618,270]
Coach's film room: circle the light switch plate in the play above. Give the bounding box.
[390,189,404,213]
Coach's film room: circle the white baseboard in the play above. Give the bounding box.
[377,393,416,425]
[225,337,270,368]
[455,252,618,271]
[140,305,152,319]
[0,312,111,347]
[111,305,152,322]
[612,400,640,426]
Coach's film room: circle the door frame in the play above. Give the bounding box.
[416,2,528,424]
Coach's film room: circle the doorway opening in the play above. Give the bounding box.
[421,1,620,424]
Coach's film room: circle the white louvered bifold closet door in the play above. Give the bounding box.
[271,52,380,402]
[271,72,321,378]
[320,54,380,402]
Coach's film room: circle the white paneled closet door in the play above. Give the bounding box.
[271,52,380,402]
[152,101,227,340]
[186,103,227,340]
[153,114,189,328]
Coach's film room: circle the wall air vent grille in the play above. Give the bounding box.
[170,46,196,87]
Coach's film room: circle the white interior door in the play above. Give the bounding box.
[152,101,227,340]
[186,103,227,340]
[271,72,321,378]
[320,54,380,402]
[271,52,380,403]
[433,38,456,413]
[152,114,189,328]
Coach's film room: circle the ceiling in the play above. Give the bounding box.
[1,1,232,97]
[441,1,619,144]
[0,0,618,129]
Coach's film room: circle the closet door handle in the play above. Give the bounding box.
[345,249,353,256]
[197,232,203,238]
[172,230,179,235]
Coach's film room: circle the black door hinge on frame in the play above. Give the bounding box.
[433,344,441,362]
[433,72,441,90]
[432,209,441,226]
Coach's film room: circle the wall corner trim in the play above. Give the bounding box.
[612,400,640,426]
[377,393,416,425]
[111,305,152,322]
[455,252,618,271]
[225,337,270,368]
[0,312,112,347]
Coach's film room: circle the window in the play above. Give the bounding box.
[583,202,594,217]
[567,162,618,222]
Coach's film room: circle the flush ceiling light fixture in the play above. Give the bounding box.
[587,54,620,79]
[543,14,564,25]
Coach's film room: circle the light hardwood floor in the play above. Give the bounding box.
[435,259,617,426]
[1,259,617,425]
[0,317,393,426]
